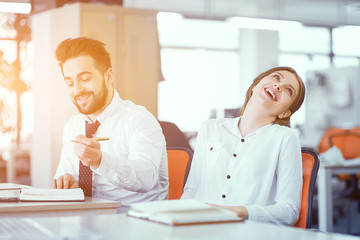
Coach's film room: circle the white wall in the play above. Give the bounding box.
[31,5,81,187]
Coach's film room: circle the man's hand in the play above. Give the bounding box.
[73,135,102,169]
[52,173,78,189]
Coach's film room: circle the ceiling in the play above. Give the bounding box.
[122,0,360,27]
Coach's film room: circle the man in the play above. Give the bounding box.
[52,37,168,206]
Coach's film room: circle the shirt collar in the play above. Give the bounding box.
[81,90,121,124]
[224,116,275,138]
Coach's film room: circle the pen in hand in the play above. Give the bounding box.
[71,137,110,143]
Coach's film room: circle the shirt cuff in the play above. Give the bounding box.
[91,151,108,173]
[244,205,256,221]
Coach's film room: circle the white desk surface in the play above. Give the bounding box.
[4,213,360,240]
[317,163,360,233]
[0,197,121,217]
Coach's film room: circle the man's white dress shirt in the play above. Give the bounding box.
[181,117,302,225]
[54,91,168,206]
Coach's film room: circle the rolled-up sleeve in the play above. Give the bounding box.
[93,112,166,193]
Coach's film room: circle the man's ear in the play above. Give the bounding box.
[277,110,291,119]
[105,68,113,86]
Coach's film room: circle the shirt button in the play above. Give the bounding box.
[222,194,226,198]
[241,138,245,142]
[210,147,213,151]
[233,153,237,157]
[227,175,231,179]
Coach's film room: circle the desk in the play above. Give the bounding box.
[3,214,359,240]
[0,197,121,217]
[317,162,360,232]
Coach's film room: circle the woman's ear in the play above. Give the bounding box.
[277,110,291,119]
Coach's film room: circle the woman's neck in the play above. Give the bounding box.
[239,100,276,137]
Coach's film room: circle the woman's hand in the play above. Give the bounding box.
[223,206,249,219]
[209,204,249,219]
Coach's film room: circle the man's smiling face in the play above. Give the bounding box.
[62,55,109,116]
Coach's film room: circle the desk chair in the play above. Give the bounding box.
[294,148,319,229]
[167,147,193,200]
[159,121,193,152]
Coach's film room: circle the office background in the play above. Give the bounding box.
[0,0,359,235]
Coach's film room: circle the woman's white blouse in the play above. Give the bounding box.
[181,117,302,225]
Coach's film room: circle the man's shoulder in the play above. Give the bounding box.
[116,99,155,120]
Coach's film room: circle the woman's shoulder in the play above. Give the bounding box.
[271,124,300,138]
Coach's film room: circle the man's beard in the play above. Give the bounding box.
[73,81,108,115]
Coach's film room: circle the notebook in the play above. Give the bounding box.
[19,188,85,202]
[128,199,245,226]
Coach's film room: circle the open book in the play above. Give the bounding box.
[19,188,85,202]
[127,199,245,226]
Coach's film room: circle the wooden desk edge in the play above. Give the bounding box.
[0,197,121,213]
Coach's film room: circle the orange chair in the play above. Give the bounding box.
[318,127,360,159]
[167,147,193,200]
[294,148,319,228]
[318,127,360,192]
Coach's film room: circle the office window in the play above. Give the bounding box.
[279,26,330,54]
[158,48,240,132]
[0,14,33,146]
[333,57,360,68]
[157,13,238,50]
[279,54,331,81]
[333,26,360,57]
[157,14,240,132]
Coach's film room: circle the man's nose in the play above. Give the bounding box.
[73,81,84,96]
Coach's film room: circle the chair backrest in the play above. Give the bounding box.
[159,121,193,152]
[294,148,319,229]
[318,127,360,159]
[167,147,193,200]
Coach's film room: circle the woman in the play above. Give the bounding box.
[181,66,306,225]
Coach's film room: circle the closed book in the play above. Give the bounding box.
[0,183,25,202]
[19,188,85,202]
[128,199,245,226]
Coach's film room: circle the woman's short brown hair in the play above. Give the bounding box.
[239,66,305,126]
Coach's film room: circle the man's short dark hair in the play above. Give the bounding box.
[56,37,112,75]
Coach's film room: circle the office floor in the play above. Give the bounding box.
[312,199,360,236]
